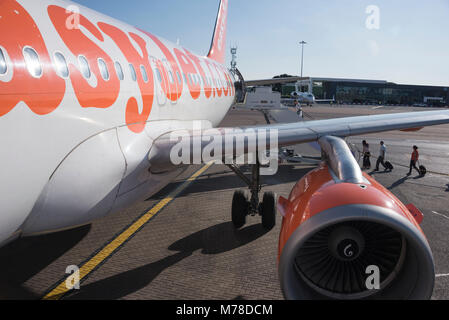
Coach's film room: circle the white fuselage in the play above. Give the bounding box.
[0,0,235,245]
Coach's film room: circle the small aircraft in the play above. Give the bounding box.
[290,90,316,105]
[1,0,448,299]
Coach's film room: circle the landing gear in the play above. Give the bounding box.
[261,192,276,230]
[228,162,276,230]
[231,190,248,228]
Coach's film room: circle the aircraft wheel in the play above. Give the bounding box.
[261,192,276,230]
[232,190,249,228]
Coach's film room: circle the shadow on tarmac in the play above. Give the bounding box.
[387,176,409,190]
[148,165,314,201]
[0,225,91,299]
[65,222,269,300]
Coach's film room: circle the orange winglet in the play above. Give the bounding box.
[406,203,424,224]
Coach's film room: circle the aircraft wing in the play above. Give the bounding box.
[148,109,449,169]
[251,109,449,146]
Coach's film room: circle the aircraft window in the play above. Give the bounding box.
[78,55,91,79]
[168,70,174,83]
[155,68,162,83]
[0,48,7,75]
[98,58,109,81]
[129,63,137,81]
[23,47,42,78]
[115,62,124,80]
[140,65,148,83]
[54,52,69,78]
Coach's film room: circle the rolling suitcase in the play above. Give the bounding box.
[385,161,394,170]
[419,165,427,176]
[363,153,371,169]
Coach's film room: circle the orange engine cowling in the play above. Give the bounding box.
[277,163,435,300]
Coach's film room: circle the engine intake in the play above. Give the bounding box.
[278,136,434,299]
[279,202,434,299]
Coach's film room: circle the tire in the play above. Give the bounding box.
[232,190,248,228]
[261,192,276,230]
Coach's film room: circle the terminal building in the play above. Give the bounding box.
[276,77,449,106]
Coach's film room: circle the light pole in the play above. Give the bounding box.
[299,40,307,91]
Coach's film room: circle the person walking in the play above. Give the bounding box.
[375,141,387,171]
[294,99,303,118]
[362,140,371,169]
[407,145,421,175]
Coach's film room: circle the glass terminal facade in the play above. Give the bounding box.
[280,78,449,106]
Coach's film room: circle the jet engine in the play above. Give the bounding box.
[277,136,435,299]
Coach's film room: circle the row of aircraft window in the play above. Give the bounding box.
[0,47,231,91]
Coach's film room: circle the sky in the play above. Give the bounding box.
[72,0,449,86]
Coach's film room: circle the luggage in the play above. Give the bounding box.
[363,153,371,169]
[385,161,394,170]
[419,165,427,176]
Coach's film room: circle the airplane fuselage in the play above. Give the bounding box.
[0,0,235,244]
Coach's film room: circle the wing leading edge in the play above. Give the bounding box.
[149,109,449,170]
[251,109,449,146]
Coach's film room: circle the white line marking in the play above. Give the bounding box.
[436,274,449,278]
[431,211,449,221]
[372,105,384,109]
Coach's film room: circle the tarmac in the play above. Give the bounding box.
[0,104,448,300]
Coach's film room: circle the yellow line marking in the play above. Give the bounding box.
[42,163,213,300]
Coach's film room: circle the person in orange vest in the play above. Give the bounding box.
[407,145,421,175]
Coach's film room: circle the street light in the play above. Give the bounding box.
[299,41,307,91]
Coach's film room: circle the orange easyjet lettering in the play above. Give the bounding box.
[143,31,183,102]
[0,0,65,117]
[184,49,212,99]
[173,48,201,100]
[48,6,120,109]
[98,23,155,133]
